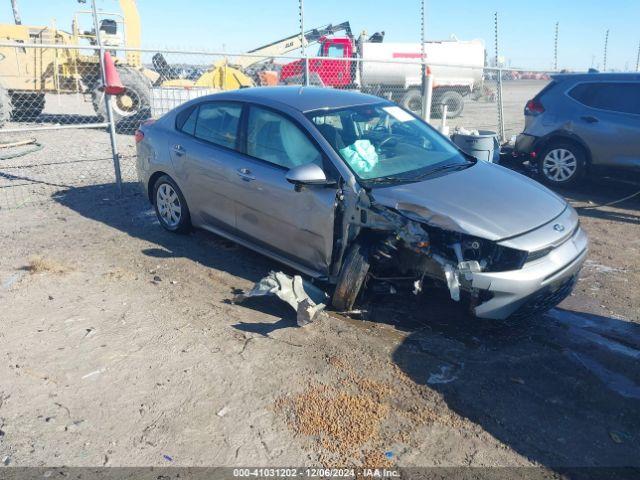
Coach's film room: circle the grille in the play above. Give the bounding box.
[511,274,577,320]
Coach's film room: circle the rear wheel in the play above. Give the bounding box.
[153,175,191,233]
[332,242,370,312]
[92,66,152,132]
[432,90,465,118]
[538,141,586,187]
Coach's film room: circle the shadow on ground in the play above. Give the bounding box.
[53,181,282,286]
[54,182,640,475]
[388,293,640,474]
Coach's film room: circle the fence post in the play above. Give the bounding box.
[91,0,122,195]
[419,0,431,122]
[299,0,309,86]
[422,73,433,123]
[496,69,505,141]
[493,12,505,141]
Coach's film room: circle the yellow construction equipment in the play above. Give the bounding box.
[0,0,151,128]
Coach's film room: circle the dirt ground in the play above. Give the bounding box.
[1,168,639,473]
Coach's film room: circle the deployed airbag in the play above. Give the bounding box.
[339,140,379,174]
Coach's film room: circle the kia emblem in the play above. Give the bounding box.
[553,223,565,232]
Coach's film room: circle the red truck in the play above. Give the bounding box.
[280,31,485,118]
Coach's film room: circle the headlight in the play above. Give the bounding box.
[526,247,553,263]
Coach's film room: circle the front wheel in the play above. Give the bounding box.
[537,142,586,187]
[400,89,423,116]
[153,175,191,233]
[332,242,370,312]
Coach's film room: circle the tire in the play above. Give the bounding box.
[400,89,423,116]
[537,141,586,188]
[0,83,11,127]
[153,175,191,234]
[91,66,152,133]
[432,90,465,118]
[331,241,370,312]
[9,92,45,121]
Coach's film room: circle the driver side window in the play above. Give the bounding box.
[246,106,323,169]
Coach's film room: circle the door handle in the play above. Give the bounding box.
[581,115,599,123]
[237,167,255,181]
[172,144,185,156]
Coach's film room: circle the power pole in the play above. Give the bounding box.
[636,40,640,72]
[553,22,559,71]
[11,0,21,25]
[603,29,609,72]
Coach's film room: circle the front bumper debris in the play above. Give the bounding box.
[471,227,588,319]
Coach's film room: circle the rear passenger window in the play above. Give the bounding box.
[180,107,198,136]
[176,105,198,135]
[193,102,242,149]
[569,82,640,115]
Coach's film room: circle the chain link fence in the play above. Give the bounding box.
[0,42,555,210]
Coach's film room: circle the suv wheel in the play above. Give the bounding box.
[538,142,586,187]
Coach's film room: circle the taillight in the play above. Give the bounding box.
[525,99,545,115]
[134,130,144,143]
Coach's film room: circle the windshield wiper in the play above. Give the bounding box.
[365,175,416,185]
[364,162,473,186]
[412,162,473,180]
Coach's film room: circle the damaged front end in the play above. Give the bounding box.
[329,186,535,318]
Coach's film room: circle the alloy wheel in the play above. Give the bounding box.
[156,183,182,228]
[542,148,577,182]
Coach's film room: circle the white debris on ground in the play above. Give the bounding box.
[234,271,329,326]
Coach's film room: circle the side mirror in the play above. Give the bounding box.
[286,163,335,187]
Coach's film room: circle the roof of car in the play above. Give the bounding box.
[551,72,640,82]
[198,86,385,112]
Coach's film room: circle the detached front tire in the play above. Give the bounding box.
[153,175,191,234]
[538,141,586,188]
[332,242,370,312]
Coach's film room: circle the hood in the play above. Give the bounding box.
[370,161,567,241]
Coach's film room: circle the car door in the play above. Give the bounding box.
[169,101,243,232]
[232,104,338,274]
[567,81,640,168]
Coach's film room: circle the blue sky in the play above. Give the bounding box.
[2,0,639,70]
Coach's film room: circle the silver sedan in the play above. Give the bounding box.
[136,87,587,320]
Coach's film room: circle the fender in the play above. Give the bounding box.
[532,129,593,164]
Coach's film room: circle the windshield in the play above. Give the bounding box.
[306,103,472,186]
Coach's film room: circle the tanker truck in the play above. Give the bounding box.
[280,32,485,118]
